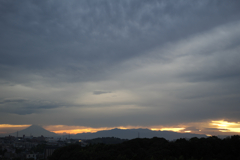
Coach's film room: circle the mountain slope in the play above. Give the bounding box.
[11,125,58,137]
[73,128,207,140]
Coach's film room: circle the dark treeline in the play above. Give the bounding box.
[49,135,240,160]
[85,137,128,144]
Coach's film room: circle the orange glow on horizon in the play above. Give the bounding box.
[0,124,31,128]
[151,128,185,132]
[2,119,240,136]
[45,125,146,134]
[0,124,31,134]
[52,127,187,134]
[44,120,240,135]
[52,128,111,134]
[211,120,240,133]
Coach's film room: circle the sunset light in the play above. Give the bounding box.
[211,120,240,133]
[52,128,111,134]
[1,120,240,136]
[151,128,185,132]
[44,125,145,134]
[0,124,30,128]
[0,124,31,134]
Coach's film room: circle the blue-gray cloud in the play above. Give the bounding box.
[93,91,112,95]
[1,0,239,84]
[0,98,28,104]
[0,0,240,127]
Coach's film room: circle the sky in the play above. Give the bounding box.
[0,0,240,136]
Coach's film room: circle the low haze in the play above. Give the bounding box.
[0,0,240,136]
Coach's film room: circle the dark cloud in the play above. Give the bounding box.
[0,0,240,129]
[0,98,28,104]
[0,98,66,115]
[1,0,240,85]
[93,91,112,95]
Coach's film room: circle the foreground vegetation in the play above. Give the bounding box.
[49,135,240,160]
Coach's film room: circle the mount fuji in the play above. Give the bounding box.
[10,125,58,137]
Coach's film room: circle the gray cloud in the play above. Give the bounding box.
[0,98,67,115]
[1,0,240,84]
[93,91,112,95]
[0,98,28,104]
[0,0,240,129]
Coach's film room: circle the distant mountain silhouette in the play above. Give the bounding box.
[73,128,207,140]
[10,125,58,137]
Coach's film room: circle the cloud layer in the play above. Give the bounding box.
[0,0,240,134]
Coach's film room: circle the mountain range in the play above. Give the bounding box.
[72,128,207,140]
[2,125,208,140]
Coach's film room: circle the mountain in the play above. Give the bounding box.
[10,125,58,137]
[72,128,207,140]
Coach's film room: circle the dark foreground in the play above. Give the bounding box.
[49,135,240,160]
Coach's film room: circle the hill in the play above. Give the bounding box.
[72,128,207,140]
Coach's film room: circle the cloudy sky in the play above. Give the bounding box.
[1,0,240,136]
